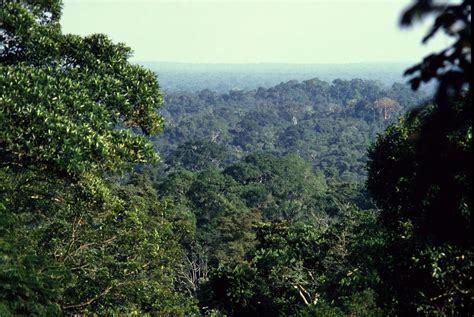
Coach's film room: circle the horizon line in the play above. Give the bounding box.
[133,60,416,65]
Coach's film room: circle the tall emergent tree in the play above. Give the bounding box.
[0,1,195,315]
[368,0,472,315]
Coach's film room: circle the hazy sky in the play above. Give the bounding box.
[61,0,450,64]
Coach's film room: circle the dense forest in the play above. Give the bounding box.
[0,0,472,316]
[154,78,425,182]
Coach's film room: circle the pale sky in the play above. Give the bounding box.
[61,0,451,64]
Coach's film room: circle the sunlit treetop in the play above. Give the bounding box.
[0,0,164,180]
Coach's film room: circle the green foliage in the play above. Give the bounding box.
[0,1,198,315]
[299,289,383,317]
[0,0,63,65]
[367,95,473,315]
[159,153,333,264]
[224,153,327,222]
[0,65,159,176]
[1,0,164,184]
[164,167,260,264]
[157,151,384,314]
[204,223,321,316]
[168,140,230,172]
[364,2,472,314]
[0,207,66,316]
[1,170,197,315]
[58,175,197,315]
[368,97,472,244]
[204,208,385,317]
[2,0,469,315]
[157,79,425,183]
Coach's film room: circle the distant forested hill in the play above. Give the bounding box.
[151,78,426,182]
[138,62,436,94]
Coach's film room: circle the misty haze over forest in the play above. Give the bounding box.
[140,61,437,93]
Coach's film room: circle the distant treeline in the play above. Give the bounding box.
[140,62,436,93]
